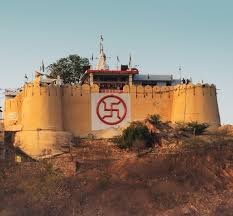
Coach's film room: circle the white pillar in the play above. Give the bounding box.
[90,73,94,86]
[129,74,133,86]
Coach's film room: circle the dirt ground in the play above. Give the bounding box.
[0,137,233,216]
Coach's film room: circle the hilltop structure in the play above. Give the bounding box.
[3,39,220,158]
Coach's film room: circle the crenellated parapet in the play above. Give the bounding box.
[123,84,174,95]
[61,84,92,96]
[4,82,220,133]
[173,83,217,97]
[23,83,61,97]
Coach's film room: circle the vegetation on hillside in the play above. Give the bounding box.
[1,134,233,215]
[176,122,209,136]
[114,114,212,152]
[1,114,233,215]
[145,114,162,126]
[114,121,154,150]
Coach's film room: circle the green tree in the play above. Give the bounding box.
[47,54,90,84]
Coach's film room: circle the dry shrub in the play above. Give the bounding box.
[145,114,162,126]
[176,122,209,136]
[114,121,154,150]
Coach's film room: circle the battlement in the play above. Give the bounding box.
[19,82,217,98]
[173,83,217,96]
[23,83,61,97]
[3,82,220,135]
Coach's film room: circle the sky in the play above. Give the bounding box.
[0,0,233,124]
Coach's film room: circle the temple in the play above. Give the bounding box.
[80,37,180,92]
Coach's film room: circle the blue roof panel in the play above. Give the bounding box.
[133,74,173,81]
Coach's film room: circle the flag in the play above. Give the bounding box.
[42,60,45,72]
[100,35,104,41]
[117,56,120,62]
[91,53,94,61]
[129,54,132,68]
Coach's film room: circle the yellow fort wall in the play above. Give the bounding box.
[123,85,174,122]
[3,82,220,157]
[171,84,220,126]
[4,92,23,131]
[4,83,221,133]
[4,82,72,158]
[21,83,63,131]
[62,84,92,137]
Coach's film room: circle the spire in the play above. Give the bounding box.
[96,35,109,70]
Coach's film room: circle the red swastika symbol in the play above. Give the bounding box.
[96,95,127,125]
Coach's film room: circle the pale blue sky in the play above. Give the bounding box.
[0,0,233,124]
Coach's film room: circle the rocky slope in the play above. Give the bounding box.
[0,133,233,216]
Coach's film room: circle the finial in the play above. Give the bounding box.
[100,35,104,54]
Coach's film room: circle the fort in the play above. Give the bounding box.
[2,40,221,158]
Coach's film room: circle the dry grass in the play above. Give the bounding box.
[0,134,233,215]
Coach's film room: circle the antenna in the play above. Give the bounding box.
[179,66,182,83]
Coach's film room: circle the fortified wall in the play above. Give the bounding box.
[3,81,220,158]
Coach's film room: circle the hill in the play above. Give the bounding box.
[0,128,233,215]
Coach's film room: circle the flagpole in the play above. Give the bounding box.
[129,53,132,69]
[117,56,120,70]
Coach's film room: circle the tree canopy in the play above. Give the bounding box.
[47,54,90,84]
